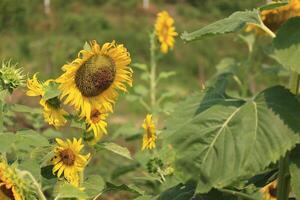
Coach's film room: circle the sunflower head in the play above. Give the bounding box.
[261,180,277,200]
[155,11,178,54]
[85,108,108,144]
[246,0,300,33]
[51,138,90,187]
[26,74,67,128]
[0,158,38,200]
[0,60,25,93]
[142,114,157,150]
[57,40,133,120]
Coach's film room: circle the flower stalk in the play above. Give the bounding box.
[149,31,157,112]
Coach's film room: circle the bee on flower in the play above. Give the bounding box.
[26,74,68,128]
[51,138,90,187]
[85,107,108,143]
[142,114,157,150]
[155,11,178,54]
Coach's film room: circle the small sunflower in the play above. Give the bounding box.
[142,114,157,150]
[56,40,133,120]
[26,74,68,128]
[51,138,90,187]
[0,158,37,200]
[261,180,277,200]
[155,11,178,54]
[86,108,108,143]
[246,0,300,33]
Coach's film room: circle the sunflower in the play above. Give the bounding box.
[142,114,157,150]
[246,0,300,33]
[56,40,133,120]
[0,158,37,200]
[85,108,108,143]
[155,11,178,54]
[51,138,90,187]
[26,74,68,128]
[261,180,277,200]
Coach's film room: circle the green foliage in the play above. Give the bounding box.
[290,145,300,199]
[181,10,263,42]
[273,17,300,73]
[95,142,132,160]
[164,81,300,192]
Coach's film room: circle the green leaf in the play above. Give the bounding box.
[43,81,61,101]
[15,130,49,151]
[105,182,144,195]
[273,17,300,73]
[56,183,88,199]
[290,145,300,199]
[259,2,288,11]
[111,163,140,180]
[41,165,56,179]
[132,63,148,71]
[134,195,153,200]
[157,71,176,81]
[181,10,262,42]
[164,85,300,193]
[134,85,149,97]
[83,175,105,198]
[157,180,197,200]
[19,160,41,181]
[95,142,132,160]
[11,104,42,114]
[0,132,15,153]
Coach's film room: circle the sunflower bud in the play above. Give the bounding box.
[0,60,25,93]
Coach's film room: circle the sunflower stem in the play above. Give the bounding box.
[277,71,299,200]
[22,171,47,200]
[149,31,157,112]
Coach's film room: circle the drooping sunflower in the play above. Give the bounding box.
[51,138,90,187]
[246,0,300,33]
[155,11,178,54]
[260,180,277,200]
[0,158,37,200]
[85,108,108,143]
[56,40,133,120]
[26,74,68,128]
[142,114,157,150]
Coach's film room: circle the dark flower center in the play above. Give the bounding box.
[75,55,116,97]
[269,186,277,198]
[0,181,14,200]
[90,109,101,123]
[60,148,75,166]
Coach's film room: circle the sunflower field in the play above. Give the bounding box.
[1,0,300,200]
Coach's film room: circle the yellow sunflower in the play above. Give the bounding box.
[86,108,108,143]
[51,138,90,187]
[0,158,37,200]
[261,180,277,200]
[246,0,300,33]
[56,40,133,120]
[26,74,68,128]
[155,11,178,54]
[142,114,157,150]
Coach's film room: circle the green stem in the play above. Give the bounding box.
[149,31,157,112]
[218,188,260,200]
[0,100,3,133]
[277,71,299,200]
[22,171,47,200]
[260,23,276,38]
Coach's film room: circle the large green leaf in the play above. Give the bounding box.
[273,17,300,73]
[0,132,16,153]
[164,85,300,193]
[181,10,264,42]
[95,142,132,160]
[55,183,88,199]
[157,180,197,200]
[83,175,105,198]
[290,145,300,199]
